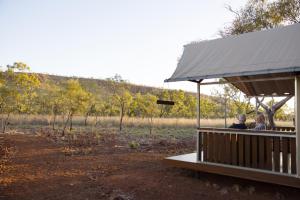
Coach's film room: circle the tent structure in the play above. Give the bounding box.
[164,23,300,188]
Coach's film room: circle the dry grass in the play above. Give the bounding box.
[3,115,293,139]
[6,114,293,128]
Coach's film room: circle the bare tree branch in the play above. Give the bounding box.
[255,96,268,111]
[225,4,241,18]
[272,95,293,111]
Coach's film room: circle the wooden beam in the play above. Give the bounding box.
[228,76,256,96]
[189,80,202,83]
[164,156,300,188]
[199,76,294,86]
[197,128,296,137]
[295,76,300,176]
[156,100,175,105]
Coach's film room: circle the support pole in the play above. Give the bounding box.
[197,82,201,129]
[197,81,201,161]
[295,76,300,176]
[224,97,227,128]
[255,97,259,114]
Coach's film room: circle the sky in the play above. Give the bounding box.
[0,0,248,94]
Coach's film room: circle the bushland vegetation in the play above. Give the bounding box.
[0,62,293,135]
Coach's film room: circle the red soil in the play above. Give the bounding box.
[1,132,300,200]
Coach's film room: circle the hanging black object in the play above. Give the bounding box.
[156,99,175,105]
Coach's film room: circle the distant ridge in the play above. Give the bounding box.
[32,73,206,98]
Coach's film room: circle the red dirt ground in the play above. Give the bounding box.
[1,132,300,200]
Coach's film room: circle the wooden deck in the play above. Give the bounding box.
[198,128,297,174]
[164,153,300,189]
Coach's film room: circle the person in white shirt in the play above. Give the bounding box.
[253,113,266,130]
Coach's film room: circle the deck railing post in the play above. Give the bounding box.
[197,82,201,129]
[255,97,259,114]
[295,76,300,176]
[224,97,227,128]
[197,81,201,161]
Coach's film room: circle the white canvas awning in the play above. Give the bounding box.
[165,23,300,96]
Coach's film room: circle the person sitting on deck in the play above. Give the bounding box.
[253,113,266,131]
[229,114,247,129]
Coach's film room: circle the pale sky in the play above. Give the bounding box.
[0,0,248,94]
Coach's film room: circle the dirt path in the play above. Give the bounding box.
[1,133,300,200]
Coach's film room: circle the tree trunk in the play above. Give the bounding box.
[62,115,65,126]
[267,111,275,129]
[255,96,292,129]
[84,112,89,126]
[119,105,124,132]
[2,113,10,133]
[95,115,98,126]
[149,116,153,134]
[52,114,57,130]
[1,118,3,133]
[69,114,73,131]
[159,106,165,118]
[62,112,71,136]
[119,113,123,131]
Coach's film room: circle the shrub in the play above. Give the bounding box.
[128,141,140,149]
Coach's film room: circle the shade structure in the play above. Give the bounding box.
[225,73,295,96]
[164,23,300,186]
[165,23,300,96]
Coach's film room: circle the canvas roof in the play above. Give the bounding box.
[225,73,294,96]
[165,23,300,96]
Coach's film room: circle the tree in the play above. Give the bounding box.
[93,101,106,125]
[274,0,300,23]
[222,84,254,117]
[0,67,4,113]
[107,74,126,83]
[255,96,292,128]
[213,83,253,126]
[35,81,58,126]
[109,75,133,132]
[141,93,159,134]
[43,82,65,130]
[103,96,118,117]
[61,79,90,135]
[83,94,98,126]
[200,98,218,119]
[222,0,300,36]
[274,104,289,121]
[0,63,40,133]
[183,94,197,118]
[170,90,189,118]
[128,92,145,117]
[0,66,3,85]
[113,88,132,132]
[157,90,173,118]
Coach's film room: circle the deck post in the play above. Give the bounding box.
[255,97,259,114]
[224,97,227,128]
[295,76,300,176]
[197,82,201,128]
[197,81,201,161]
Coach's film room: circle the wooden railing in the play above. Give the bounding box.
[271,126,295,132]
[246,123,295,132]
[198,128,297,175]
